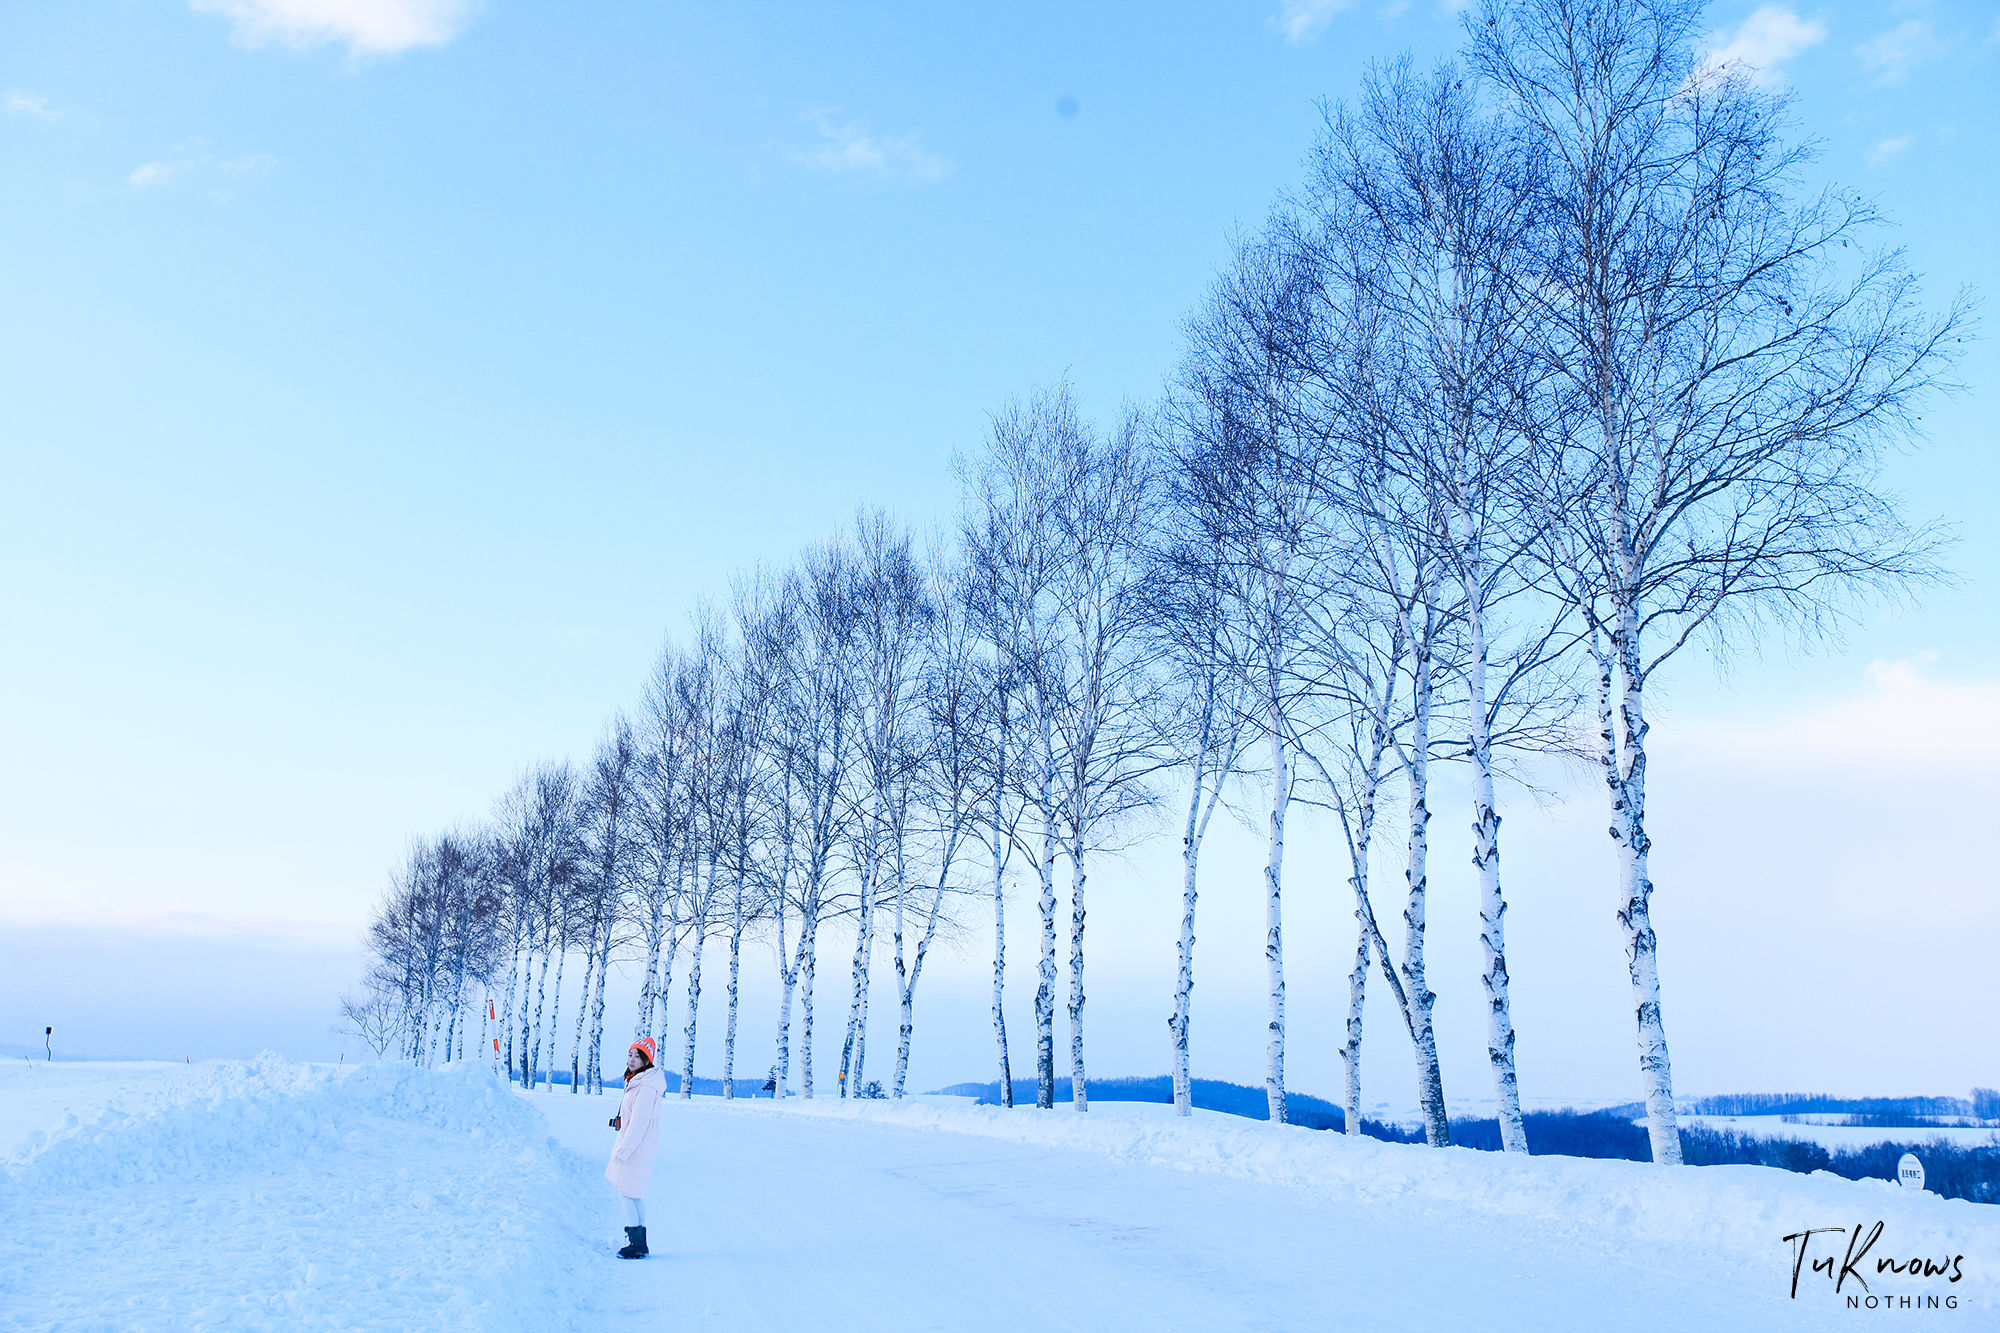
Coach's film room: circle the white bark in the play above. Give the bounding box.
[1604,621,1681,1164]
[1401,650,1449,1146]
[1066,853,1088,1113]
[1334,704,1389,1138]
[567,945,593,1094]
[891,828,953,1100]
[723,864,744,1099]
[990,794,1013,1107]
[679,858,718,1099]
[1262,700,1289,1126]
[840,843,879,1096]
[633,887,663,1042]
[651,861,684,1047]
[1170,788,1198,1116]
[542,932,569,1093]
[1033,726,1058,1109]
[498,922,521,1081]
[526,936,551,1092]
[1342,927,1368,1135]
[799,915,819,1098]
[1466,580,1526,1152]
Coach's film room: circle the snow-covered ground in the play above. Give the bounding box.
[4,1059,1993,1330]
[1,1057,599,1332]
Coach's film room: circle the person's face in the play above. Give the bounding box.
[627,1049,643,1074]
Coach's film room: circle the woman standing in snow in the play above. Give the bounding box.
[606,1037,665,1259]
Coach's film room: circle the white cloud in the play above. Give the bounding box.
[1699,6,1828,86]
[796,111,947,184]
[188,0,472,56]
[127,142,276,191]
[1675,655,2000,771]
[1855,19,1942,85]
[5,89,57,120]
[1270,0,1356,45]
[1868,133,1914,165]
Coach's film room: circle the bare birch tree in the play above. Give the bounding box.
[1178,237,1345,1126]
[575,718,638,1094]
[962,393,1067,1109]
[888,545,982,1099]
[1145,409,1254,1116]
[836,512,931,1099]
[1312,59,1557,1151]
[768,543,856,1100]
[1472,0,1962,1163]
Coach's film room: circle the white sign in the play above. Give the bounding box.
[1898,1153,1925,1192]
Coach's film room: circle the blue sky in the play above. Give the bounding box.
[1,2,1994,1098]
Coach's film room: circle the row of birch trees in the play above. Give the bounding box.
[343,0,1961,1161]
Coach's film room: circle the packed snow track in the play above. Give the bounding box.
[3,1059,1992,1330]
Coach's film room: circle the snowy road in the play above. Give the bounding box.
[4,1061,1992,1331]
[537,1091,1983,1332]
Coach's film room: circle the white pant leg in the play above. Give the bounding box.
[621,1196,646,1227]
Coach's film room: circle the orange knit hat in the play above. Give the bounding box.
[628,1037,657,1068]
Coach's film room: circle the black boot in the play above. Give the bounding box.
[618,1225,649,1259]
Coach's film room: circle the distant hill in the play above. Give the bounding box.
[930,1074,1425,1142]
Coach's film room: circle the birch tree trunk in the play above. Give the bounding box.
[585,955,607,1094]
[990,702,1014,1109]
[585,906,615,1094]
[1605,618,1681,1164]
[1465,577,1526,1152]
[773,906,797,1103]
[991,836,1012,1107]
[649,896,682,1059]
[1262,694,1289,1126]
[527,937,552,1092]
[634,897,662,1042]
[1067,853,1088,1112]
[1171,774,1202,1117]
[840,852,879,1096]
[800,915,819,1098]
[1401,659,1449,1146]
[568,945,593,1094]
[723,865,745,1099]
[499,924,522,1082]
[850,900,875,1094]
[680,860,717,1099]
[679,931,704,1099]
[891,828,953,1100]
[544,936,568,1092]
[1343,928,1368,1135]
[653,860,685,1044]
[890,838,914,1098]
[1171,728,1229,1118]
[1033,736,1059,1110]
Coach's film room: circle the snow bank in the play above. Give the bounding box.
[0,1056,604,1333]
[748,1095,1998,1303]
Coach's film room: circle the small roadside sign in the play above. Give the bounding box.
[1898,1153,1925,1192]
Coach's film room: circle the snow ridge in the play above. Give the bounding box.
[1,1057,604,1333]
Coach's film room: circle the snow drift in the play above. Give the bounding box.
[0,1056,601,1332]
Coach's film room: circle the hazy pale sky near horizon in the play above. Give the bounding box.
[2,1,1995,1103]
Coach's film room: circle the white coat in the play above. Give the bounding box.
[605,1064,665,1199]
